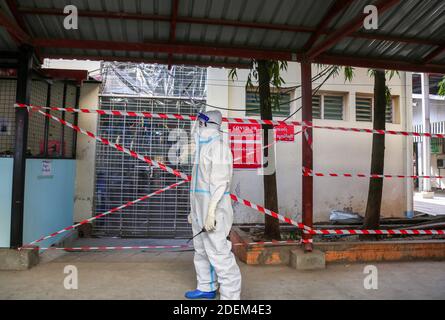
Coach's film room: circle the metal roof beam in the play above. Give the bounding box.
[423,45,445,64]
[6,0,30,36]
[43,54,251,69]
[167,0,179,70]
[33,38,296,61]
[0,8,31,44]
[17,6,315,33]
[4,0,43,63]
[306,0,401,60]
[17,6,441,48]
[303,0,354,51]
[315,54,445,74]
[34,38,445,73]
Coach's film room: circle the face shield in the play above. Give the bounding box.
[190,109,206,136]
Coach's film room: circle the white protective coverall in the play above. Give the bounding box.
[189,113,242,300]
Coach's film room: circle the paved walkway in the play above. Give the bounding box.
[414,192,445,216]
[1,249,444,299]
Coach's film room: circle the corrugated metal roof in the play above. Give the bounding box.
[0,0,443,72]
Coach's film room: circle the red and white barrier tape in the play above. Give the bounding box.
[26,239,310,251]
[34,107,189,181]
[311,124,440,139]
[31,108,445,242]
[229,194,310,232]
[24,227,445,252]
[17,103,299,127]
[304,229,445,235]
[303,167,444,180]
[17,103,442,138]
[33,109,312,235]
[21,180,187,248]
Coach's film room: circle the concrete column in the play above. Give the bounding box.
[401,72,414,217]
[421,73,433,198]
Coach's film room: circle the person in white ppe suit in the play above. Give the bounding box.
[184,110,242,300]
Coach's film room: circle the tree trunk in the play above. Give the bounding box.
[257,60,281,240]
[363,70,386,230]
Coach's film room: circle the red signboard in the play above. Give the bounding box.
[229,123,262,169]
[274,123,294,142]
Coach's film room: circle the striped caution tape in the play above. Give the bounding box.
[21,180,187,248]
[33,107,190,181]
[303,229,445,235]
[25,239,309,251]
[310,124,440,138]
[229,194,311,232]
[30,107,445,241]
[23,227,445,252]
[302,167,444,179]
[17,103,442,138]
[17,103,300,127]
[30,109,313,240]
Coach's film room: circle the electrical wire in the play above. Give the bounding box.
[282,66,340,122]
[185,66,336,112]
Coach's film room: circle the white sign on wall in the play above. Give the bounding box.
[41,160,53,176]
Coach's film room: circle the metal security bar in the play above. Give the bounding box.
[0,79,16,157]
[0,78,78,159]
[93,64,206,238]
[413,122,445,143]
[27,80,48,157]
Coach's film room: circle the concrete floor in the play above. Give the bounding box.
[1,249,444,299]
[414,192,445,216]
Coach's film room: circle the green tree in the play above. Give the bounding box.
[230,61,397,238]
[230,60,287,240]
[322,66,397,230]
[363,70,387,230]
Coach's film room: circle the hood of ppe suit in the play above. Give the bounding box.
[199,110,222,131]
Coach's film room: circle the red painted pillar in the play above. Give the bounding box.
[301,61,313,251]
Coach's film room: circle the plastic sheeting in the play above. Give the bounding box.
[100,62,207,98]
[94,62,207,238]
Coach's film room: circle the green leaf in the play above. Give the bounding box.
[438,76,445,96]
[228,68,238,81]
[343,67,355,82]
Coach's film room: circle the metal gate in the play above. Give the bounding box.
[93,63,206,238]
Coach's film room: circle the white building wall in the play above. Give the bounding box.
[73,82,101,222]
[46,59,415,223]
[207,63,413,223]
[412,95,445,190]
[44,59,103,222]
[412,96,445,125]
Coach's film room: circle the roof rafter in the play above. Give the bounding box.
[303,0,354,51]
[32,37,445,73]
[306,0,401,60]
[316,53,445,74]
[4,0,43,62]
[33,38,296,61]
[16,5,441,48]
[43,54,251,69]
[167,0,179,70]
[423,45,445,64]
[0,7,31,44]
